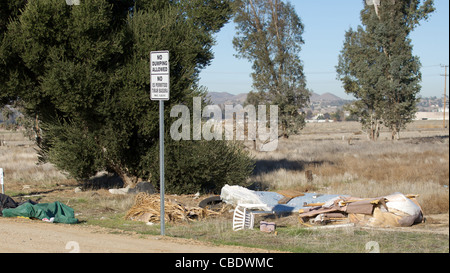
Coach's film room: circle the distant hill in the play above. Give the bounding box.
[309,92,343,103]
[206,92,248,105]
[207,91,345,105]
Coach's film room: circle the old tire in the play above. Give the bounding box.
[198,195,222,209]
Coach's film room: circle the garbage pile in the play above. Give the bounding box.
[125,185,425,229]
[220,185,424,228]
[220,184,345,213]
[125,193,221,224]
[299,193,424,228]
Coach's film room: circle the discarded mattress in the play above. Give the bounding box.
[220,185,345,213]
[2,201,78,224]
[298,192,424,228]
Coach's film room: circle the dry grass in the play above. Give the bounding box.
[247,121,449,214]
[0,130,75,194]
[1,124,448,253]
[1,120,448,214]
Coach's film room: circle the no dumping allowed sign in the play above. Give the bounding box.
[150,51,170,101]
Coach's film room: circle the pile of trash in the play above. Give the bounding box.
[220,185,424,228]
[125,185,424,229]
[125,193,221,224]
[298,193,424,228]
[220,184,344,213]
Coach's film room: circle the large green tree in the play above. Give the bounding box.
[233,0,310,138]
[1,0,252,193]
[337,0,435,140]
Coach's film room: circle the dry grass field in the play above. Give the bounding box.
[0,120,449,253]
[1,120,448,214]
[248,120,449,214]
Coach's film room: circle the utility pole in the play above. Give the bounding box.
[441,65,448,128]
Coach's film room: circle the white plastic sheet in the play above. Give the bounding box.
[220,184,344,212]
[220,185,265,207]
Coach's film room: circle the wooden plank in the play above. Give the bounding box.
[278,196,293,204]
[303,202,325,207]
[276,190,305,199]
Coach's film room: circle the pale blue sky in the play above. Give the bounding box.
[198,0,450,99]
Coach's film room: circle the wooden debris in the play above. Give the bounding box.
[277,190,305,199]
[298,216,312,227]
[304,202,325,207]
[125,193,221,224]
[277,196,293,205]
[277,190,305,204]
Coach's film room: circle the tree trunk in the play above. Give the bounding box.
[391,127,400,141]
[375,120,380,141]
[368,120,381,141]
[109,162,138,188]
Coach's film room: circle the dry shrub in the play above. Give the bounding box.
[421,193,450,214]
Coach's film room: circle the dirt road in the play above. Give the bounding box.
[0,218,267,253]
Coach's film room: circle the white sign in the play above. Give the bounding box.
[151,51,170,101]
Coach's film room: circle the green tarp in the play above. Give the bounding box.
[2,201,78,224]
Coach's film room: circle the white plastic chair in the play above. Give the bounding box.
[232,204,271,231]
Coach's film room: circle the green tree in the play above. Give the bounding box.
[149,138,254,194]
[233,0,310,138]
[337,0,435,140]
[331,109,344,122]
[1,0,253,193]
[0,0,27,106]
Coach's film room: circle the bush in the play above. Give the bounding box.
[148,139,255,195]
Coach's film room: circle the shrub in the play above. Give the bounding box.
[148,139,255,195]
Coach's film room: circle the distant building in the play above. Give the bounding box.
[414,111,449,121]
[438,107,449,113]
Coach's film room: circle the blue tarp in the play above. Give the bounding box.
[253,191,345,212]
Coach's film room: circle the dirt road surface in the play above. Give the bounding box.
[0,218,268,253]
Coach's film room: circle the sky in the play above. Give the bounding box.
[198,0,450,100]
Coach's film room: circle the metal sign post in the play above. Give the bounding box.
[150,51,170,236]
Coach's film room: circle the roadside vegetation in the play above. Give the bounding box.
[1,120,448,253]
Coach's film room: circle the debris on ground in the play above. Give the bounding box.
[0,193,78,224]
[125,193,224,224]
[109,186,131,195]
[298,193,424,228]
[220,184,344,213]
[109,182,156,195]
[260,221,276,233]
[198,195,222,209]
[220,185,425,230]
